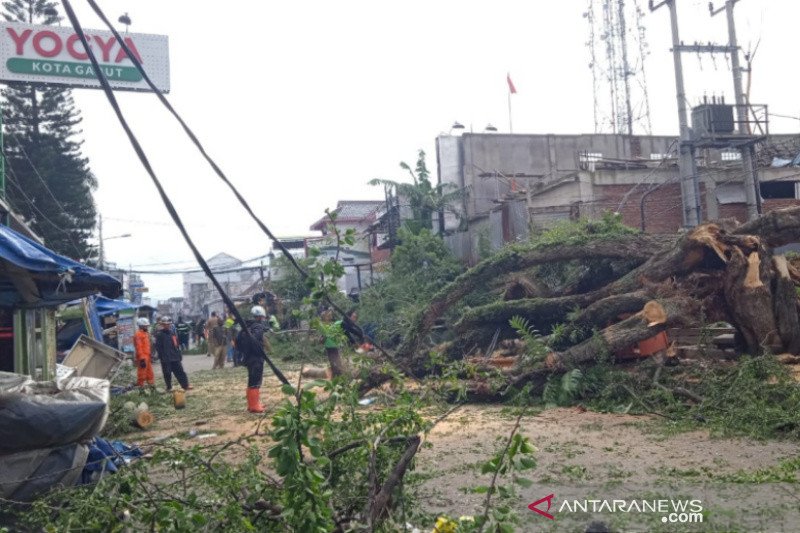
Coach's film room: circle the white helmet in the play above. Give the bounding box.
[137,317,150,327]
[159,316,173,324]
[251,305,266,318]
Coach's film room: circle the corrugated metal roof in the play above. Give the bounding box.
[334,200,384,220]
[310,200,385,230]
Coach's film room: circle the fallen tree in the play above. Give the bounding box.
[394,208,800,385]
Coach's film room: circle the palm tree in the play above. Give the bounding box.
[369,150,465,235]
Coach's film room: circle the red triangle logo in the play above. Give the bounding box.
[528,493,555,520]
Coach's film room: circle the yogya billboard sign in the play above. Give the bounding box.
[0,22,169,92]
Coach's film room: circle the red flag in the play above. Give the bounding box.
[507,73,517,94]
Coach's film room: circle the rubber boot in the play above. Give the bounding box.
[247,387,265,413]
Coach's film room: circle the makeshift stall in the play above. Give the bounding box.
[0,224,120,379]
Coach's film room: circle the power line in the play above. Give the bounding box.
[62,0,289,385]
[128,253,272,274]
[86,0,389,361]
[130,264,264,276]
[8,135,76,224]
[3,164,87,260]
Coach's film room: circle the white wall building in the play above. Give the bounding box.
[182,253,261,318]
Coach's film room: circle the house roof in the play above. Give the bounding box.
[310,200,385,231]
[206,252,241,267]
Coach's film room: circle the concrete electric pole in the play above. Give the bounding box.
[709,0,761,220]
[649,0,701,227]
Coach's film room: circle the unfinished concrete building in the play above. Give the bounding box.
[436,132,800,263]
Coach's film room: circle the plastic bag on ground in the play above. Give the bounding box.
[0,371,109,454]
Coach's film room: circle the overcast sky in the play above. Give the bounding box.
[55,0,800,301]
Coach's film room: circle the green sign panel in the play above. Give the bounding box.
[7,57,142,82]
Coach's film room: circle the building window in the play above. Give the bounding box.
[721,151,742,161]
[760,181,799,199]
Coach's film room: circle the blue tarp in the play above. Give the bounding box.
[81,437,142,484]
[0,224,121,306]
[94,296,137,317]
[58,297,138,350]
[84,295,104,342]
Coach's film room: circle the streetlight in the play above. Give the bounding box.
[118,13,132,33]
[99,233,132,270]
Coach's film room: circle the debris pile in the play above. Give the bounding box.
[391,208,800,395]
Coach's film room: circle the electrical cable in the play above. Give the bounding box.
[5,135,97,262]
[3,161,88,260]
[86,0,390,360]
[62,0,288,385]
[130,264,265,276]
[10,135,76,223]
[616,139,678,212]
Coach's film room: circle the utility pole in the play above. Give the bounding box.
[650,0,701,227]
[259,260,266,289]
[98,213,104,270]
[710,0,760,220]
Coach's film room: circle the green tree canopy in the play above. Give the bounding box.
[369,149,464,235]
[1,0,98,260]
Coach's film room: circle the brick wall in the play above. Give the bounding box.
[593,183,705,233]
[763,198,800,211]
[597,185,800,233]
[718,199,800,225]
[717,203,747,222]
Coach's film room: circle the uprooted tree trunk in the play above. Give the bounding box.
[396,233,672,373]
[388,207,800,391]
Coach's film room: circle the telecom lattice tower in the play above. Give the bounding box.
[585,0,653,135]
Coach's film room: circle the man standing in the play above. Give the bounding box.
[236,305,272,413]
[154,316,192,392]
[206,311,224,369]
[223,310,238,365]
[195,319,206,353]
[133,317,155,389]
[209,316,226,369]
[176,317,191,351]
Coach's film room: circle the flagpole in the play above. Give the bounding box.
[508,89,513,133]
[506,72,515,133]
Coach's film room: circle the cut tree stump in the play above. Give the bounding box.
[132,409,153,429]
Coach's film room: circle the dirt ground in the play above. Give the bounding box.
[115,355,800,533]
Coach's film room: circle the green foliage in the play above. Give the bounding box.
[18,374,431,532]
[2,1,98,260]
[529,211,637,247]
[270,255,316,303]
[269,382,335,531]
[360,229,463,344]
[548,321,590,350]
[542,369,586,407]
[269,332,327,363]
[509,316,549,366]
[457,400,537,533]
[659,456,800,485]
[476,227,493,261]
[528,212,640,299]
[653,356,800,439]
[368,149,464,234]
[16,444,283,531]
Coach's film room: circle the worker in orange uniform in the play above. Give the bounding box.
[134,317,155,388]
